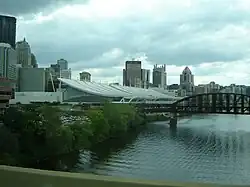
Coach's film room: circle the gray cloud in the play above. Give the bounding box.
[12,0,250,78]
[0,0,87,15]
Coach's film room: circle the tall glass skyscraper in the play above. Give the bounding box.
[0,15,16,49]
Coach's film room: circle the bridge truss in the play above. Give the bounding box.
[141,93,250,115]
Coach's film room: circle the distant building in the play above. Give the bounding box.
[80,71,91,81]
[220,84,246,95]
[180,66,194,96]
[57,58,68,70]
[0,43,18,90]
[50,59,70,78]
[31,53,38,68]
[18,68,46,92]
[0,15,16,49]
[151,87,178,97]
[49,64,60,78]
[195,85,205,94]
[195,81,221,94]
[168,84,179,90]
[47,61,71,91]
[141,69,150,88]
[246,86,250,96]
[50,64,60,72]
[177,89,187,97]
[152,64,167,88]
[45,68,59,92]
[0,43,17,79]
[61,69,71,79]
[16,38,32,67]
[123,60,142,87]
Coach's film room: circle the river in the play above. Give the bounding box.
[73,114,250,185]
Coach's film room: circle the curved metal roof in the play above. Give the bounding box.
[59,78,182,101]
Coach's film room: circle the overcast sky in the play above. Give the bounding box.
[1,0,250,85]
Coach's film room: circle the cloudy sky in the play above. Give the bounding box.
[1,0,250,85]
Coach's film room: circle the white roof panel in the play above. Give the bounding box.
[58,78,182,100]
[59,78,129,97]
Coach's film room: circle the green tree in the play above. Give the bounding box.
[0,126,19,165]
[86,108,110,144]
[2,105,77,166]
[0,102,145,170]
[70,120,92,150]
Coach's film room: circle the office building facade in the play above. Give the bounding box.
[61,69,71,79]
[0,43,17,79]
[31,53,38,68]
[57,58,68,70]
[0,42,19,92]
[16,38,32,67]
[180,66,194,96]
[0,15,16,49]
[141,69,150,88]
[123,60,142,87]
[153,64,167,88]
[18,68,46,92]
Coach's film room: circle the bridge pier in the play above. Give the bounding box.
[169,115,177,129]
[169,117,177,129]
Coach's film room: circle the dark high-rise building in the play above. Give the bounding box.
[0,15,16,49]
[123,60,142,87]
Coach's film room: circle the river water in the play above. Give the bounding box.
[74,114,250,185]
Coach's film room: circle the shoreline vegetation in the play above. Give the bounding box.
[0,102,169,171]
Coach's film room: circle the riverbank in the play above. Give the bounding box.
[0,102,148,170]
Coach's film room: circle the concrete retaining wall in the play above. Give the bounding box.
[0,165,240,187]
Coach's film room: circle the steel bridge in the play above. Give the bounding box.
[140,93,250,115]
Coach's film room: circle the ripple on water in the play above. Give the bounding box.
[75,114,250,185]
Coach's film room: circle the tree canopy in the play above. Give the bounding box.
[0,102,144,170]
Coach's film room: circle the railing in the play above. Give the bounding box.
[0,165,243,187]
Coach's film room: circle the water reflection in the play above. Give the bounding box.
[173,127,248,158]
[75,114,250,185]
[73,128,141,174]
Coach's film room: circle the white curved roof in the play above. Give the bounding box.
[109,84,177,99]
[58,78,181,100]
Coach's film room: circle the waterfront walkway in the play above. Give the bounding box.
[0,165,245,187]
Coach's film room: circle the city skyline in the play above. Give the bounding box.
[1,0,250,85]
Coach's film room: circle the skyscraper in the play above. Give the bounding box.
[57,58,68,70]
[0,15,16,49]
[180,66,194,95]
[0,43,18,91]
[0,43,17,79]
[31,53,38,68]
[16,38,32,67]
[153,64,167,88]
[123,60,142,87]
[141,69,150,88]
